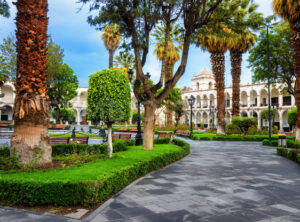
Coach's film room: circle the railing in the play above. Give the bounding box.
[283,102,291,106]
[260,104,267,107]
[203,105,208,108]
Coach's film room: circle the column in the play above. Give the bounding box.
[279,95,283,107]
[76,109,81,125]
[247,95,251,108]
[257,111,261,129]
[257,94,261,107]
[291,96,296,106]
[279,111,284,132]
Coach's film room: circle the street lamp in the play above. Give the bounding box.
[188,95,195,134]
[210,105,217,129]
[128,69,150,146]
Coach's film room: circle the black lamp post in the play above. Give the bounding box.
[267,22,272,142]
[188,95,195,134]
[128,69,150,146]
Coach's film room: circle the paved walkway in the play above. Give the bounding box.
[1,139,300,221]
[86,139,300,222]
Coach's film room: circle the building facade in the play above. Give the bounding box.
[181,70,295,131]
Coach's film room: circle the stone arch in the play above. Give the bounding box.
[250,90,258,107]
[196,95,201,108]
[241,91,248,107]
[2,85,14,103]
[0,105,13,121]
[260,89,268,106]
[208,82,213,89]
[209,94,215,107]
[80,109,87,125]
[203,112,209,127]
[225,111,231,124]
[203,95,208,108]
[196,82,200,91]
[225,92,230,108]
[241,111,248,117]
[196,112,201,125]
[271,88,279,107]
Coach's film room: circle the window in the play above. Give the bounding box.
[283,96,291,106]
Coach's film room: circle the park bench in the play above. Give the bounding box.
[112,133,121,140]
[158,134,172,138]
[119,134,131,140]
[119,127,128,131]
[50,137,69,145]
[176,130,184,135]
[50,136,89,145]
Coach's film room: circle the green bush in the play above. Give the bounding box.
[113,139,128,152]
[287,108,297,126]
[297,153,300,163]
[277,147,299,163]
[232,117,257,136]
[277,147,283,155]
[0,147,9,157]
[225,123,242,135]
[154,137,171,144]
[52,144,108,156]
[0,139,190,206]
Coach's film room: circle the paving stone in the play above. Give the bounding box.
[65,209,89,219]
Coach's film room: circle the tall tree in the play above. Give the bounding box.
[48,63,79,124]
[228,0,263,117]
[195,26,230,135]
[80,0,222,150]
[47,39,64,82]
[0,0,9,18]
[248,22,295,96]
[0,35,17,82]
[273,0,300,141]
[11,0,51,165]
[101,24,122,68]
[114,51,135,80]
[153,24,183,128]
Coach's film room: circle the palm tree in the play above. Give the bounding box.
[196,27,230,135]
[153,24,183,128]
[229,31,257,117]
[101,24,122,68]
[114,52,135,80]
[228,0,263,117]
[273,0,300,140]
[10,0,51,165]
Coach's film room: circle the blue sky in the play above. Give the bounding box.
[0,0,274,88]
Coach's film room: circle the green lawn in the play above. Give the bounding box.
[0,141,189,206]
[49,132,103,139]
[0,144,181,182]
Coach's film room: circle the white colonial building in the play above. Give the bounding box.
[181,70,295,132]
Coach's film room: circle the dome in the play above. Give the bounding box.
[193,69,214,80]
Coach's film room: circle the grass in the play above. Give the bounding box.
[49,132,103,139]
[0,144,182,182]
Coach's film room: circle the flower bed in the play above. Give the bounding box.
[0,138,189,207]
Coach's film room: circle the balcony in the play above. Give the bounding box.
[241,104,247,108]
[260,104,267,107]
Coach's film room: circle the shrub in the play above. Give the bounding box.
[113,139,128,152]
[52,144,108,156]
[232,117,257,136]
[0,139,190,206]
[277,147,283,155]
[226,123,242,135]
[154,137,171,144]
[287,108,297,127]
[0,147,9,157]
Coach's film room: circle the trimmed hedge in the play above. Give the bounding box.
[0,147,9,158]
[191,134,295,142]
[277,147,300,164]
[0,138,190,206]
[262,139,300,149]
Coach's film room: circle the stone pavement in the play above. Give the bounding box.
[2,139,300,221]
[85,139,300,222]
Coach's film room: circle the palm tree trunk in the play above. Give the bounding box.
[165,64,173,128]
[292,28,300,141]
[211,52,226,135]
[11,0,51,165]
[230,50,242,117]
[109,50,114,68]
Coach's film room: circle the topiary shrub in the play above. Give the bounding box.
[232,117,257,136]
[287,107,297,127]
[225,123,242,135]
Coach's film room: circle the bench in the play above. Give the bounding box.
[112,133,132,140]
[119,127,128,131]
[158,134,172,138]
[50,137,69,145]
[176,130,184,135]
[50,136,89,145]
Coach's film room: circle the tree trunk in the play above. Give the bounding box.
[107,123,113,157]
[230,50,242,117]
[211,52,226,135]
[165,64,174,128]
[292,28,300,141]
[143,102,156,150]
[11,0,51,165]
[109,50,114,68]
